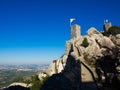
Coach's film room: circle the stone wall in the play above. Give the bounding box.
[71,24,81,39]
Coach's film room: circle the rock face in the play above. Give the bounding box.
[45,25,117,77]
[8,83,30,87]
[45,55,68,76]
[43,24,120,90]
[39,73,47,81]
[41,55,81,90]
[115,34,120,46]
[110,34,120,46]
[87,27,101,36]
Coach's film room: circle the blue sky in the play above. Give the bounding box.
[0,0,120,64]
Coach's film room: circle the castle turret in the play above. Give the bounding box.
[71,24,81,39]
[103,19,112,31]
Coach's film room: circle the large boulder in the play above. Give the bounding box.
[9,83,31,88]
[6,85,30,90]
[99,36,115,49]
[45,61,56,76]
[115,34,120,46]
[86,36,101,56]
[81,36,102,66]
[2,83,30,90]
[45,55,68,76]
[87,27,103,36]
[38,73,47,81]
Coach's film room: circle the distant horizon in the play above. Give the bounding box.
[0,62,50,65]
[0,63,50,66]
[0,0,120,64]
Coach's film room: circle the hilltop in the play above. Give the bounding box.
[41,21,120,90]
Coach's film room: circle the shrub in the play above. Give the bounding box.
[103,26,120,36]
[30,74,49,90]
[81,38,89,48]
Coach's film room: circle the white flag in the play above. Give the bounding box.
[70,18,75,23]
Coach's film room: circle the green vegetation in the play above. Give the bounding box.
[30,74,49,90]
[10,74,49,90]
[103,26,120,36]
[81,38,89,48]
[0,67,49,90]
[12,77,24,82]
[30,75,41,90]
[0,69,37,87]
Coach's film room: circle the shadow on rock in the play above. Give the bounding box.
[95,55,120,90]
[40,73,72,90]
[40,54,81,90]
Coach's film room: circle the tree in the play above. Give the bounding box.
[103,26,120,36]
[30,75,41,90]
[81,37,89,48]
[30,74,49,90]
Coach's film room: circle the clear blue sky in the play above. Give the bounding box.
[0,0,120,64]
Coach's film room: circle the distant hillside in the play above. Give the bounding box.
[0,64,48,89]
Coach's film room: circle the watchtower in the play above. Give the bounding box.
[103,20,112,32]
[71,24,81,39]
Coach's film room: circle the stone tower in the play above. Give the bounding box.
[103,20,112,31]
[71,24,81,39]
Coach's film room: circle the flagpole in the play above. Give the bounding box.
[70,18,75,27]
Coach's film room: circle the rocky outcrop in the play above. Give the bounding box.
[99,36,115,49]
[110,34,120,46]
[8,83,30,87]
[87,27,102,36]
[2,86,30,90]
[2,83,31,90]
[41,54,81,90]
[38,73,47,81]
[45,55,68,76]
[115,34,120,46]
[44,25,120,84]
[40,25,120,90]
